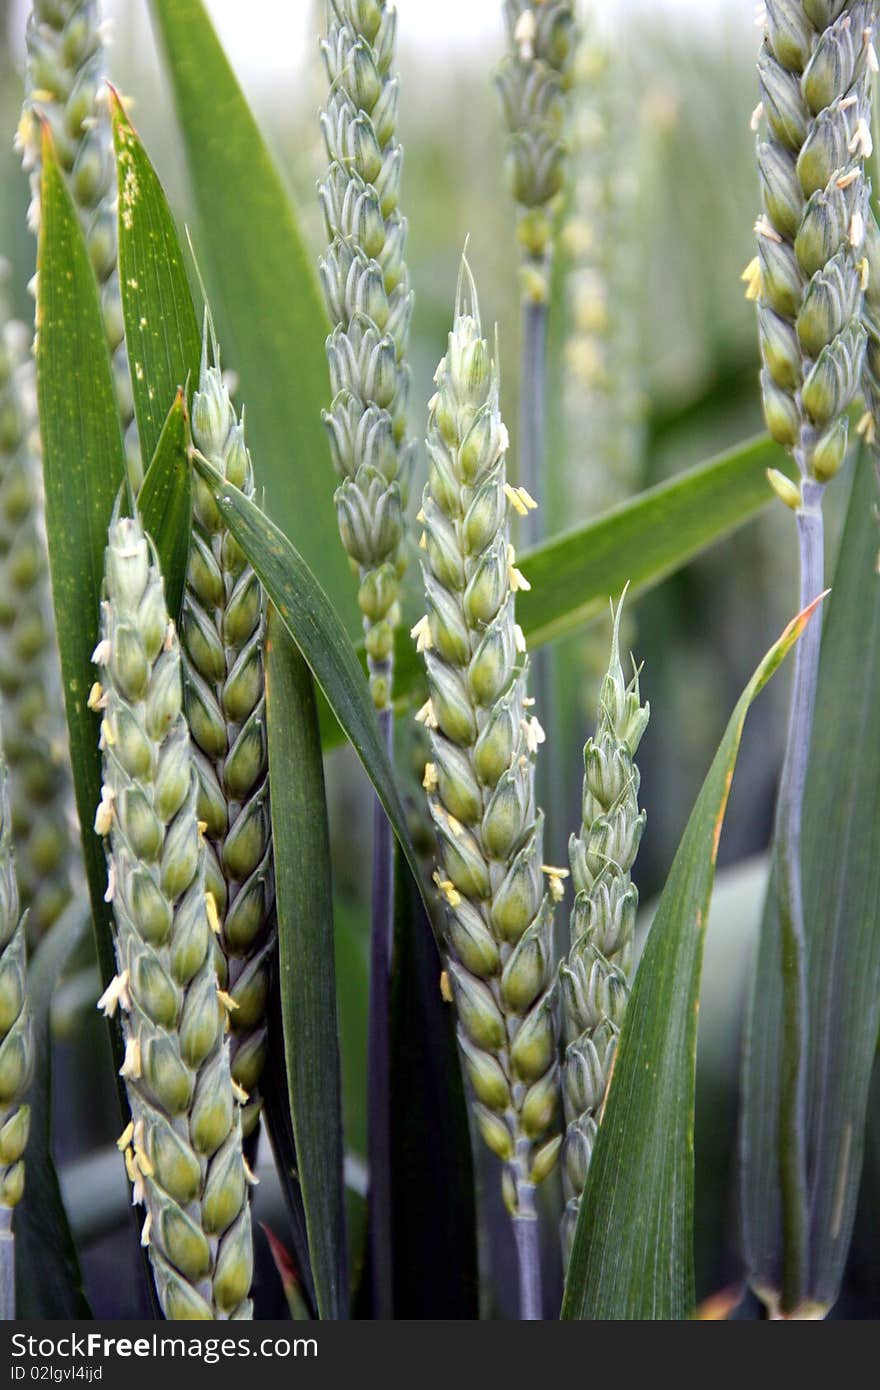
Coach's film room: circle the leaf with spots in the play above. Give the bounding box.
[562,596,822,1320]
[111,91,201,469]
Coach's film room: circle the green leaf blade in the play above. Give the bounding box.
[16,904,92,1319]
[266,609,347,1320]
[112,94,201,465]
[138,389,192,622]
[389,845,478,1318]
[147,0,355,634]
[740,457,880,1314]
[35,131,125,994]
[562,599,818,1320]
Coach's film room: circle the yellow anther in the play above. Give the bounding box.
[415,698,438,729]
[410,614,433,653]
[216,988,240,1013]
[741,256,762,302]
[753,214,782,244]
[432,871,461,908]
[439,969,454,1003]
[87,681,106,712]
[422,761,439,792]
[504,483,539,517]
[116,1121,134,1152]
[542,864,570,902]
[857,409,877,445]
[97,970,130,1018]
[231,1079,250,1105]
[205,891,221,936]
[119,1036,142,1081]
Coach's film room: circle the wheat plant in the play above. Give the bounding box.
[1,0,876,1329]
[746,0,877,1316]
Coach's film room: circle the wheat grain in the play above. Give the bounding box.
[95,514,253,1319]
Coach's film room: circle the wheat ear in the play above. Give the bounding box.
[184,324,273,1139]
[559,594,648,1261]
[0,734,34,1320]
[94,514,253,1320]
[18,0,139,484]
[0,267,74,940]
[415,256,560,1319]
[318,0,414,713]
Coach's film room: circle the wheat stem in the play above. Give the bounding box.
[366,707,394,1317]
[512,1204,542,1320]
[776,478,824,1314]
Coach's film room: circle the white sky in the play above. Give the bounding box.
[10,0,752,79]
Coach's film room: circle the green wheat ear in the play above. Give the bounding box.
[559,592,648,1260]
[497,1,578,302]
[0,736,33,1217]
[415,256,561,1221]
[94,513,253,1320]
[0,267,74,940]
[184,321,274,1140]
[318,0,414,712]
[749,0,876,497]
[18,0,139,483]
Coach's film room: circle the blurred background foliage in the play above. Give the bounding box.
[1,0,876,1317]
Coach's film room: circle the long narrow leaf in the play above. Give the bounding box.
[111,95,201,464]
[16,904,91,1318]
[389,846,479,1317]
[192,456,430,926]
[740,457,880,1315]
[35,131,125,994]
[138,389,191,622]
[318,433,794,747]
[147,0,355,633]
[562,597,821,1320]
[266,608,347,1320]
